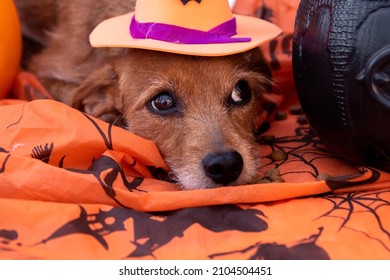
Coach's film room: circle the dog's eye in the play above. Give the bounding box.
[149,92,177,114]
[229,80,252,107]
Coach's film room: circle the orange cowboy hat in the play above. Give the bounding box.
[89,0,281,56]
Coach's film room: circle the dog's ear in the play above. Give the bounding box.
[242,47,272,92]
[70,62,122,123]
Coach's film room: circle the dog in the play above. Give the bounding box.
[14,0,272,190]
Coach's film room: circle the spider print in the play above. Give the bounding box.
[319,190,390,252]
[259,126,346,180]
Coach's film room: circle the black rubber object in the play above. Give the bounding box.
[292,0,390,171]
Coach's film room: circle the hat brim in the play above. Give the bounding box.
[89,12,281,56]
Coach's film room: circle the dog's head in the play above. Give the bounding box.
[72,48,271,190]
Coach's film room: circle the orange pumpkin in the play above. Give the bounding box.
[0,0,22,98]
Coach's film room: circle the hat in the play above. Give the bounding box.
[89,0,281,56]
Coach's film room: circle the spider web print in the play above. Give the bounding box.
[258,125,353,182]
[319,190,390,252]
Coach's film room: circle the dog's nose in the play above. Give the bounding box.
[202,150,244,185]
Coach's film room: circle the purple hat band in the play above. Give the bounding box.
[129,16,251,44]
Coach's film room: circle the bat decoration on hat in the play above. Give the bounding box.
[181,0,201,5]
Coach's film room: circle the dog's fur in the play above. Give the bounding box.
[14,0,271,190]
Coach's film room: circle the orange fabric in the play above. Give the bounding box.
[11,72,54,100]
[1,99,389,260]
[1,0,390,260]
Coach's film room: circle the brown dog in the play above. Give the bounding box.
[14,0,271,190]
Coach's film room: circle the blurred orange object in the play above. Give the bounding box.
[0,0,22,99]
[233,0,299,103]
